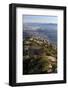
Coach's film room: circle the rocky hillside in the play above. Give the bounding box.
[23,37,57,75]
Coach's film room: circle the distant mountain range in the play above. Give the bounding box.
[23,23,57,45]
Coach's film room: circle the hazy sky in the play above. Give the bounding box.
[23,15,57,24]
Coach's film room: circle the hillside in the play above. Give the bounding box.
[23,36,57,75]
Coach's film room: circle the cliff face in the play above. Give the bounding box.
[23,36,57,75]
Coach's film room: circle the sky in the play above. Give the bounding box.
[23,15,57,24]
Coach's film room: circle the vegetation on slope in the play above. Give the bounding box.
[23,37,57,75]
